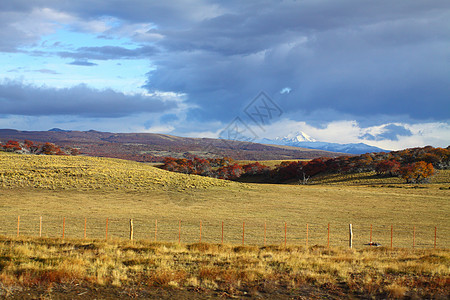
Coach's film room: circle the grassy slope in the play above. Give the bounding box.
[0,152,449,298]
[0,152,449,248]
[0,152,233,191]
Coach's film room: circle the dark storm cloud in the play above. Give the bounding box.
[1,0,449,125]
[142,0,450,124]
[0,81,177,117]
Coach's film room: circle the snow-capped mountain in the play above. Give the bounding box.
[257,132,387,155]
[275,131,316,143]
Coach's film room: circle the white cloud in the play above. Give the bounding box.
[243,118,449,150]
[280,87,291,94]
[139,124,175,134]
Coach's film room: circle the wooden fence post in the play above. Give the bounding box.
[434,226,437,248]
[284,222,287,247]
[390,224,393,249]
[264,221,266,246]
[17,216,20,237]
[39,216,42,238]
[306,223,309,248]
[349,224,353,249]
[179,220,181,244]
[129,219,134,241]
[155,219,157,242]
[62,217,66,239]
[327,223,330,248]
[105,218,109,240]
[242,221,245,246]
[199,220,202,243]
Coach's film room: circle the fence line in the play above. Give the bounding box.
[2,215,447,249]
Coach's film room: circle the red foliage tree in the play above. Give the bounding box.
[375,160,401,176]
[23,140,40,154]
[3,140,22,152]
[400,161,434,183]
[40,142,65,155]
[216,164,242,180]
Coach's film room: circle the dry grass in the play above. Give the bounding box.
[0,153,449,297]
[0,152,449,248]
[312,170,450,186]
[0,152,234,191]
[0,236,448,298]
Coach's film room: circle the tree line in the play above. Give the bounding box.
[160,146,449,184]
[0,140,80,156]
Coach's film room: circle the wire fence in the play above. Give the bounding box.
[0,215,448,249]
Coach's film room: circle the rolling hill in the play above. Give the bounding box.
[0,151,234,191]
[0,129,346,162]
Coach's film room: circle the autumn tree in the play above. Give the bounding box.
[23,140,40,154]
[375,160,401,176]
[400,161,434,183]
[40,142,65,155]
[2,140,22,152]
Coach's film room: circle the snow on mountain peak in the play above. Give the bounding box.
[277,131,316,143]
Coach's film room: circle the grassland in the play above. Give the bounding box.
[0,152,233,191]
[0,152,449,298]
[0,237,448,299]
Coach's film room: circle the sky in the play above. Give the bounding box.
[0,0,449,150]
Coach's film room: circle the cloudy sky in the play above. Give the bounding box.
[0,0,449,150]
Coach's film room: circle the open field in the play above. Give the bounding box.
[0,237,449,299]
[0,152,449,248]
[0,152,449,298]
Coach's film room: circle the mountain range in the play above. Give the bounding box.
[257,131,387,154]
[0,129,345,162]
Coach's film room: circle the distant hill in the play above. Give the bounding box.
[48,128,72,132]
[257,131,387,154]
[0,129,346,162]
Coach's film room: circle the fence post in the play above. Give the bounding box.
[390,224,393,249]
[306,223,309,248]
[17,216,20,237]
[179,220,181,244]
[327,223,330,248]
[105,218,109,240]
[434,226,437,248]
[264,221,266,246]
[129,219,134,241]
[284,222,287,247]
[39,216,42,238]
[155,219,157,242]
[62,217,66,239]
[349,224,353,249]
[242,221,245,246]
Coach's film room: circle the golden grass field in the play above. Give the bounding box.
[0,152,449,248]
[1,237,448,299]
[0,152,449,298]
